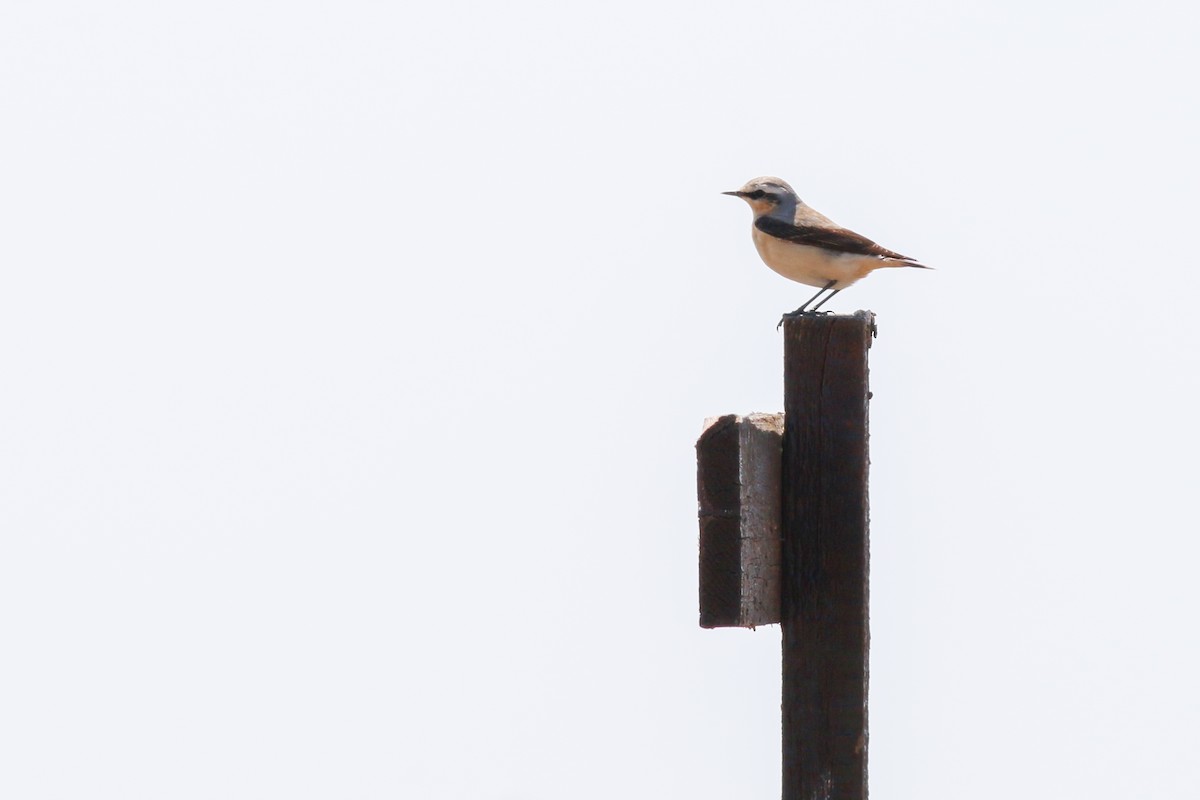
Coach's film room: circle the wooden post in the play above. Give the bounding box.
[697,414,783,629]
[780,311,874,800]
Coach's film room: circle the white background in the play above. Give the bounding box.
[3,2,1198,798]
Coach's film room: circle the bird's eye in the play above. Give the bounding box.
[747,190,766,199]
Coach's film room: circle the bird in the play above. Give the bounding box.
[723,176,929,322]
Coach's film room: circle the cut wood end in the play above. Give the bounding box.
[701,412,783,435]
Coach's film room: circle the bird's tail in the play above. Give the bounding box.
[878,256,932,270]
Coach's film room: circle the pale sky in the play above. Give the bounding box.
[3,2,1198,798]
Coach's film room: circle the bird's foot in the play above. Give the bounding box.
[776,308,833,329]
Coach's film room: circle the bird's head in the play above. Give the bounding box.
[722,176,798,216]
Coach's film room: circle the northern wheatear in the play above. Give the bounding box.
[723,176,929,321]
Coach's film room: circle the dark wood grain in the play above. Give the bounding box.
[697,414,784,629]
[698,415,745,628]
[781,311,874,800]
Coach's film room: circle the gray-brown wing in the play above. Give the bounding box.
[755,216,918,262]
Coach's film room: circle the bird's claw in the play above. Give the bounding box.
[776,309,834,329]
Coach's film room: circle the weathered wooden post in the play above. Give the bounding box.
[697,311,875,800]
[697,412,783,629]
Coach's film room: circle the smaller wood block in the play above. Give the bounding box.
[697,413,783,628]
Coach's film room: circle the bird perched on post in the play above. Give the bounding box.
[723,176,929,323]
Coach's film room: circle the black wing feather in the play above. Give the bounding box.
[755,216,915,262]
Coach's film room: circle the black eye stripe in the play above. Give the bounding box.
[747,190,766,199]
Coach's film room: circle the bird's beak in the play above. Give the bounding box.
[722,190,745,197]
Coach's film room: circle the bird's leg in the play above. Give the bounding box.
[796,281,836,313]
[809,289,840,313]
[778,281,837,329]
